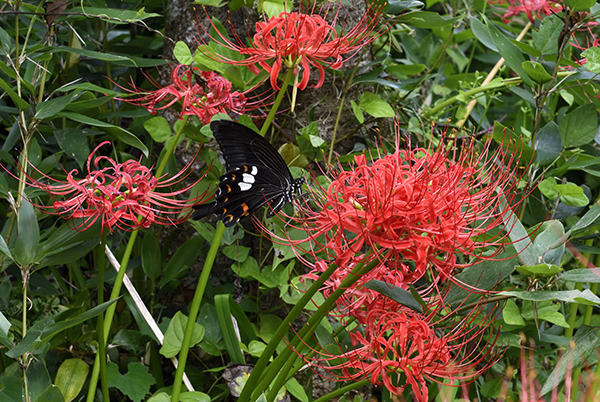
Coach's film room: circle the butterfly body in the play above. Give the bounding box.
[192,120,304,227]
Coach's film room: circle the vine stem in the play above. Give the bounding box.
[86,115,188,401]
[456,22,532,128]
[260,68,294,137]
[97,231,110,402]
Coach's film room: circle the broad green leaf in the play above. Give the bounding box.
[13,199,40,266]
[33,386,64,402]
[141,232,162,280]
[502,299,525,326]
[34,92,79,120]
[144,116,172,143]
[0,78,29,110]
[37,223,101,267]
[559,268,600,282]
[534,121,562,166]
[106,362,156,402]
[148,393,171,402]
[359,92,395,118]
[581,46,600,74]
[350,100,364,123]
[248,340,267,357]
[258,0,291,18]
[58,111,149,156]
[501,289,600,305]
[159,311,205,358]
[522,61,552,83]
[555,183,589,207]
[285,377,308,402]
[539,177,558,199]
[222,245,250,263]
[516,263,562,278]
[565,0,596,11]
[229,300,257,343]
[364,280,422,312]
[28,360,51,402]
[257,314,283,344]
[521,301,569,327]
[471,18,497,51]
[485,16,533,87]
[173,41,193,65]
[500,200,536,266]
[215,294,244,363]
[157,235,205,287]
[180,391,211,402]
[0,311,11,337]
[397,11,454,27]
[55,129,90,169]
[541,326,600,395]
[569,203,600,234]
[54,359,89,402]
[559,103,598,148]
[533,15,562,55]
[529,220,565,265]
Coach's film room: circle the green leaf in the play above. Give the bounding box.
[34,92,79,120]
[222,245,250,263]
[0,235,14,261]
[516,263,562,278]
[13,199,40,266]
[350,100,364,123]
[106,362,156,402]
[559,268,600,283]
[533,15,562,55]
[502,299,525,326]
[258,0,291,18]
[581,46,600,74]
[501,289,600,305]
[55,129,90,169]
[359,92,395,118]
[144,116,173,143]
[148,393,171,402]
[180,391,211,402]
[54,359,89,402]
[521,301,569,327]
[471,18,497,51]
[564,0,596,11]
[57,111,149,156]
[555,183,589,206]
[0,78,29,110]
[157,235,205,287]
[141,232,162,281]
[397,11,455,27]
[484,16,533,87]
[364,280,422,312]
[72,6,161,22]
[34,386,64,402]
[522,61,552,83]
[285,378,308,402]
[28,360,52,402]
[37,223,101,267]
[385,64,427,76]
[500,200,536,266]
[0,311,11,337]
[215,294,245,363]
[160,311,205,358]
[529,220,565,265]
[541,326,600,395]
[173,41,193,65]
[559,103,598,148]
[569,203,600,234]
[534,121,562,166]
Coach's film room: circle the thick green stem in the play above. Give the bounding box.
[259,68,295,137]
[171,222,226,402]
[238,262,341,402]
[97,231,109,402]
[21,264,30,402]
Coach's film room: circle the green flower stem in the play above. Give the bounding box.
[256,257,380,402]
[171,221,226,402]
[97,231,110,402]
[87,115,189,400]
[156,114,189,178]
[237,261,340,402]
[86,229,139,402]
[565,238,593,338]
[313,379,371,402]
[259,68,295,137]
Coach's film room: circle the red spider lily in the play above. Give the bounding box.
[199,5,386,90]
[296,303,500,402]
[18,142,208,232]
[279,132,528,290]
[490,0,562,23]
[119,65,264,124]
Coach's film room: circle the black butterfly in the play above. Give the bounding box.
[192,120,305,227]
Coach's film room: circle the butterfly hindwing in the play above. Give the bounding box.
[192,121,304,227]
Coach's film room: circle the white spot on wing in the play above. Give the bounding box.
[251,166,258,175]
[242,173,255,184]
[239,182,252,191]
